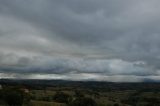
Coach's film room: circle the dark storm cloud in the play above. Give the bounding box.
[0,0,160,81]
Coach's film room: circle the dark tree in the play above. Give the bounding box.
[69,97,97,106]
[3,89,24,106]
[74,90,84,98]
[114,103,119,106]
[53,91,71,103]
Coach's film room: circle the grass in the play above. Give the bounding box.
[30,100,66,106]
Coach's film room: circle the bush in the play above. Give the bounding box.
[74,90,84,98]
[53,91,71,103]
[2,89,24,106]
[114,103,119,106]
[69,97,97,106]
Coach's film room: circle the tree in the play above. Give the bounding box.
[3,89,24,106]
[69,97,97,106]
[114,103,119,106]
[74,90,84,98]
[53,91,71,103]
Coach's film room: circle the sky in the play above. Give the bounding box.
[0,0,160,82]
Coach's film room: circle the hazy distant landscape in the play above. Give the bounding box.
[0,79,160,106]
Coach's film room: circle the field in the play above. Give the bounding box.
[0,79,160,106]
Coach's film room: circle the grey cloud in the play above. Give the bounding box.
[0,52,153,77]
[0,0,160,81]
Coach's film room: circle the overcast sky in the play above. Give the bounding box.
[0,0,160,82]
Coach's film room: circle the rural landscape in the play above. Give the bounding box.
[0,79,160,106]
[1,0,160,106]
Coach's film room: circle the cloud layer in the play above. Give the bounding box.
[0,0,160,81]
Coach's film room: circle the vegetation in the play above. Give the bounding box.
[53,91,71,103]
[69,97,97,106]
[0,87,30,106]
[0,79,160,106]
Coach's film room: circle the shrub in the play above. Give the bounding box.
[53,91,71,103]
[3,89,24,106]
[69,97,97,106]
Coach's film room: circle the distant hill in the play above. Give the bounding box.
[0,79,160,91]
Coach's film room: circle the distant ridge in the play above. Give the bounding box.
[0,79,160,91]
